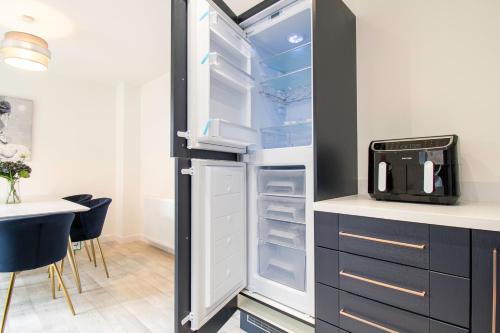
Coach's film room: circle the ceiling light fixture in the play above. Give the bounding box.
[288,33,304,44]
[0,31,51,71]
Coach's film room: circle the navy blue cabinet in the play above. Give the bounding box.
[472,230,500,333]
[315,212,473,333]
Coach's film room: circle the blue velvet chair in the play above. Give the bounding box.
[61,194,94,291]
[0,213,76,333]
[70,198,112,282]
[63,194,92,204]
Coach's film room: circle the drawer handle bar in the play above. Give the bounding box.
[339,309,399,333]
[339,231,426,250]
[493,248,497,333]
[339,270,426,297]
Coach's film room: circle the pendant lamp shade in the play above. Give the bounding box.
[1,31,51,71]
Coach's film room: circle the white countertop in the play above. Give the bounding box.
[0,198,89,221]
[314,195,500,232]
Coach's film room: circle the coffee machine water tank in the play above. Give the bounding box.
[368,135,460,205]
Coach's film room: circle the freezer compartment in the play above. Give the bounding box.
[258,195,306,224]
[199,119,258,148]
[209,9,252,58]
[260,121,312,149]
[259,242,306,291]
[259,218,306,250]
[258,168,306,196]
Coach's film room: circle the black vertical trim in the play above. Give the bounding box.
[171,0,189,159]
[175,158,192,333]
[313,0,358,201]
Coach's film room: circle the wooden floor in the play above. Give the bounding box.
[0,241,243,333]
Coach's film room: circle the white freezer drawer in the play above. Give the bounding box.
[259,218,306,250]
[259,242,306,291]
[258,168,306,196]
[258,195,306,223]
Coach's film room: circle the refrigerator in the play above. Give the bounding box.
[171,0,357,331]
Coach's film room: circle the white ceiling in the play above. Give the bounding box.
[0,0,170,85]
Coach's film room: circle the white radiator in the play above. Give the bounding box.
[143,197,175,253]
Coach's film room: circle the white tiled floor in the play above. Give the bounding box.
[0,241,243,332]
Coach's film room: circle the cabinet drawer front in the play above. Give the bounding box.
[471,230,500,333]
[429,225,470,278]
[339,252,429,316]
[339,291,429,333]
[316,283,339,326]
[315,212,339,250]
[316,247,339,288]
[315,319,340,333]
[429,272,470,328]
[430,320,469,333]
[339,215,429,268]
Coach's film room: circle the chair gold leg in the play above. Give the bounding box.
[96,238,110,278]
[90,240,97,267]
[83,241,92,262]
[1,272,16,333]
[57,258,65,291]
[50,265,55,299]
[52,264,76,316]
[67,238,82,293]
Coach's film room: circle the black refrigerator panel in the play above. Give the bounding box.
[312,0,357,201]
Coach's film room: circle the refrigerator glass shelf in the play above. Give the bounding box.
[209,53,255,90]
[260,42,311,73]
[259,85,311,106]
[260,66,311,92]
[260,121,312,149]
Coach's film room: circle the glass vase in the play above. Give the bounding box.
[6,180,21,204]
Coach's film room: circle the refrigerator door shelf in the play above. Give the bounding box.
[259,218,306,250]
[260,42,311,74]
[258,168,306,197]
[198,119,258,149]
[258,195,306,224]
[259,242,306,291]
[209,53,255,90]
[209,9,252,58]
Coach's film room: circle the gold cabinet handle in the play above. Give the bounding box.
[493,248,497,333]
[339,231,426,250]
[340,309,399,333]
[339,270,426,297]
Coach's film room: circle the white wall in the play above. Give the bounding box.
[0,66,118,235]
[140,73,174,200]
[345,0,500,201]
[0,67,173,243]
[140,73,175,251]
[115,83,142,241]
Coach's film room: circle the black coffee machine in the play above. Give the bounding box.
[368,135,460,205]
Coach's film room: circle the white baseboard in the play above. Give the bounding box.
[142,237,175,254]
[99,234,142,244]
[98,233,175,254]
